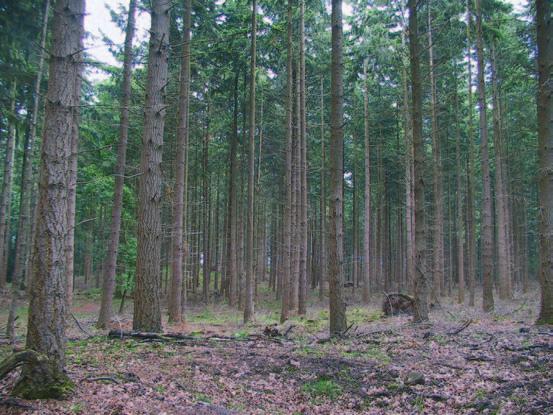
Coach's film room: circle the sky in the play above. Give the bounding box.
[84,0,528,82]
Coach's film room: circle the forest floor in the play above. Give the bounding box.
[0,287,551,414]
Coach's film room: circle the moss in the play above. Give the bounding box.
[13,375,74,399]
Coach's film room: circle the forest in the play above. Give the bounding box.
[0,0,551,413]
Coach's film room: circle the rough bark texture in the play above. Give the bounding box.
[244,0,256,323]
[454,83,465,304]
[362,60,371,303]
[0,82,17,289]
[98,0,136,328]
[203,103,211,304]
[408,0,429,322]
[537,0,553,324]
[14,0,85,399]
[428,2,445,298]
[134,0,170,332]
[475,0,494,313]
[328,0,347,335]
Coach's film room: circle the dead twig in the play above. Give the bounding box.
[448,319,473,336]
[71,313,92,337]
[82,376,120,384]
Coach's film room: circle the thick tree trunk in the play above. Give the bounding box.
[357,70,370,298]
[13,0,84,399]
[134,0,170,332]
[167,0,190,323]
[475,0,494,312]
[244,0,256,323]
[537,0,553,324]
[408,0,429,322]
[328,0,347,335]
[428,2,445,298]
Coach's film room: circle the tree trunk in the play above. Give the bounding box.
[490,43,512,300]
[408,0,429,322]
[454,80,465,304]
[0,82,17,289]
[362,60,371,303]
[475,0,494,313]
[465,0,477,307]
[243,0,256,323]
[203,100,211,303]
[133,0,170,332]
[537,0,553,324]
[319,76,326,301]
[328,0,347,336]
[427,1,445,298]
[167,0,190,323]
[298,0,308,316]
[13,0,84,399]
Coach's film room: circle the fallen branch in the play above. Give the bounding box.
[0,396,35,410]
[82,376,120,384]
[284,325,295,338]
[448,319,473,336]
[0,350,42,380]
[71,313,92,337]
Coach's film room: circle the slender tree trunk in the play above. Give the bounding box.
[428,1,445,298]
[319,76,326,301]
[537,0,553,324]
[475,0,494,312]
[454,81,465,304]
[490,44,512,300]
[167,0,190,323]
[243,0,256,323]
[298,0,308,315]
[12,0,50,295]
[328,0,347,335]
[0,82,17,289]
[408,0,429,322]
[134,0,170,332]
[466,0,477,307]
[13,0,84,399]
[202,102,211,303]
[362,59,371,303]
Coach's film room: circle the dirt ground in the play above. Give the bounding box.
[0,289,551,414]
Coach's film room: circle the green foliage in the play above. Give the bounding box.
[302,377,343,401]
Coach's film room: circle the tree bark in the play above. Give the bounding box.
[244,0,257,323]
[454,79,465,304]
[13,0,84,399]
[427,1,445,298]
[362,59,371,303]
[537,0,553,324]
[328,0,347,335]
[133,0,170,332]
[475,0,494,313]
[319,76,326,301]
[167,0,190,323]
[0,82,17,289]
[408,0,429,322]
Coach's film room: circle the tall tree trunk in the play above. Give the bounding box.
[537,0,553,324]
[65,99,78,306]
[319,76,326,301]
[362,59,371,303]
[298,0,308,315]
[203,100,211,303]
[12,0,50,294]
[0,82,17,289]
[244,0,256,323]
[475,0,494,312]
[466,0,477,307]
[454,80,465,304]
[167,0,190,323]
[134,0,170,332]
[13,0,84,399]
[428,1,445,298]
[408,0,429,322]
[490,43,512,300]
[328,0,347,335]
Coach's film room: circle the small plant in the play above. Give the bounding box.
[413,395,425,412]
[154,384,166,394]
[70,402,84,414]
[302,377,343,400]
[195,393,212,403]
